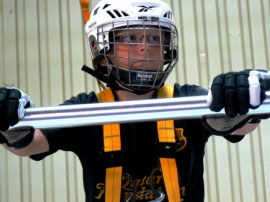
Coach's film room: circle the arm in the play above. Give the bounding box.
[2,129,49,157]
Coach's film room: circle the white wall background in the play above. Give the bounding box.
[0,0,270,201]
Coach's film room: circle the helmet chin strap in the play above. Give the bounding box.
[81,64,122,91]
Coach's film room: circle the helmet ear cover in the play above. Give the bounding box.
[89,35,111,76]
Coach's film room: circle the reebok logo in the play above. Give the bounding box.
[136,73,154,81]
[138,5,157,12]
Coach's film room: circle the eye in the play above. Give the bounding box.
[115,36,124,42]
[148,35,161,44]
[126,35,137,42]
[115,35,137,43]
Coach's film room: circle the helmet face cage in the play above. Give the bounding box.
[91,20,178,93]
[86,0,179,94]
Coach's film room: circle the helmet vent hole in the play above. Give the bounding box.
[121,11,129,16]
[114,9,122,17]
[93,7,100,16]
[163,12,172,19]
[103,4,111,9]
[107,10,116,18]
[106,10,129,19]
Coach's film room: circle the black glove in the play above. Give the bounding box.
[208,69,270,117]
[0,87,34,148]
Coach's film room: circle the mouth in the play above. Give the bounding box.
[131,60,154,68]
[132,59,147,64]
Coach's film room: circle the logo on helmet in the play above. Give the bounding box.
[138,6,157,12]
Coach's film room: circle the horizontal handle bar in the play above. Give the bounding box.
[12,92,270,129]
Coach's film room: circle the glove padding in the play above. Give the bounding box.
[0,126,34,149]
[207,69,270,117]
[0,87,34,131]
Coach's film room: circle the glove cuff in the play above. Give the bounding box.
[2,126,34,149]
[203,115,251,135]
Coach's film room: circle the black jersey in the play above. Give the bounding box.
[30,83,244,202]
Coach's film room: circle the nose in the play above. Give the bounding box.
[138,37,150,53]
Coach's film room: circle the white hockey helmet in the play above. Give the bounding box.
[84,0,178,94]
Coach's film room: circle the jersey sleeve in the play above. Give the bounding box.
[30,91,99,161]
[173,83,208,97]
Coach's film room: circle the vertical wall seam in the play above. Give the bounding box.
[36,0,43,107]
[201,0,210,85]
[5,151,9,202]
[212,138,220,201]
[178,0,187,84]
[226,142,235,201]
[268,1,270,66]
[204,152,211,202]
[235,144,243,202]
[51,157,55,202]
[42,161,47,202]
[237,0,248,70]
[0,0,5,86]
[65,153,70,202]
[260,0,270,69]
[58,0,65,98]
[215,0,225,73]
[67,0,74,97]
[1,0,6,86]
[23,0,29,93]
[28,158,32,202]
[224,0,232,72]
[45,0,51,105]
[58,0,65,99]
[192,0,202,86]
[246,1,255,68]
[249,135,259,202]
[74,154,79,202]
[14,0,19,87]
[256,126,267,202]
